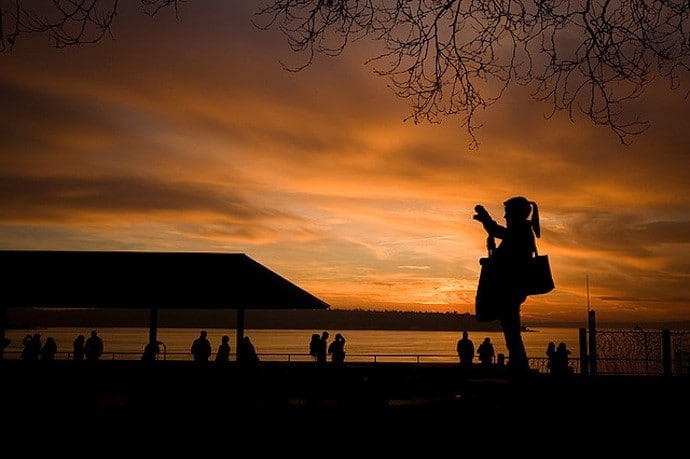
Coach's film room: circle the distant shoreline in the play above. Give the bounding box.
[8,307,505,332]
[6,307,686,331]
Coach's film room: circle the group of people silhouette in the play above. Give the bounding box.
[20,333,58,361]
[14,327,570,371]
[190,330,259,365]
[309,331,346,364]
[20,329,263,364]
[457,330,572,373]
[19,329,104,362]
[546,341,572,376]
[456,331,496,367]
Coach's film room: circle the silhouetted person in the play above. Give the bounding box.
[20,334,33,360]
[552,342,572,377]
[477,337,495,366]
[316,331,329,364]
[84,330,104,361]
[72,334,85,361]
[474,196,541,373]
[309,333,321,361]
[238,336,259,366]
[142,340,161,361]
[21,333,41,361]
[456,330,475,367]
[40,337,58,361]
[215,335,231,363]
[546,341,557,374]
[328,333,346,364]
[191,330,212,362]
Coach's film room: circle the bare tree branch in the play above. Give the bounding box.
[254,1,690,149]
[3,1,690,149]
[0,1,184,51]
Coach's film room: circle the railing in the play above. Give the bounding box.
[1,349,570,373]
[5,339,687,377]
[1,350,474,363]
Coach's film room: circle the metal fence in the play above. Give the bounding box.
[586,328,690,376]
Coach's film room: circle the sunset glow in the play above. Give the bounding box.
[2,3,690,326]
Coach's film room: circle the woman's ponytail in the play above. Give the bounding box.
[530,201,541,238]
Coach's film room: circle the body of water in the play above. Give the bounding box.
[3,326,583,363]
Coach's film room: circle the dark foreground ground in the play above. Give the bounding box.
[1,360,687,451]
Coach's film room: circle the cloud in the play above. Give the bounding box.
[1,3,690,322]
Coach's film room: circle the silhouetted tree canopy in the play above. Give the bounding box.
[3,1,690,148]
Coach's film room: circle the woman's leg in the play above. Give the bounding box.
[499,303,529,371]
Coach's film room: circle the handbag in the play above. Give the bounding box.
[526,250,555,295]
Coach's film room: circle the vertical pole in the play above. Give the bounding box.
[236,308,245,362]
[579,327,588,376]
[588,310,597,376]
[0,306,7,360]
[148,307,159,345]
[662,329,672,377]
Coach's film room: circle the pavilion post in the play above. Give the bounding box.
[148,307,159,345]
[0,305,7,360]
[236,308,245,361]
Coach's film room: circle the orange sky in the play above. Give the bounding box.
[1,3,690,326]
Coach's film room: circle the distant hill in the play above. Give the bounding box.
[6,307,504,332]
[526,320,690,331]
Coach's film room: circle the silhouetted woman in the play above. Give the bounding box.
[40,337,58,361]
[309,333,320,361]
[238,336,259,366]
[474,196,539,373]
[72,334,85,361]
[316,331,329,364]
[546,341,557,374]
[215,335,231,363]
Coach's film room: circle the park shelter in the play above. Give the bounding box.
[0,250,330,359]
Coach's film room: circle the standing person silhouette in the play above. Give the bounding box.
[553,342,572,377]
[473,196,539,374]
[456,330,475,367]
[309,333,321,361]
[546,341,557,374]
[328,333,346,364]
[191,330,212,362]
[215,335,231,363]
[316,331,329,364]
[21,333,41,361]
[238,336,259,366]
[72,334,85,361]
[477,337,495,366]
[40,337,58,361]
[84,330,104,361]
[142,340,161,362]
